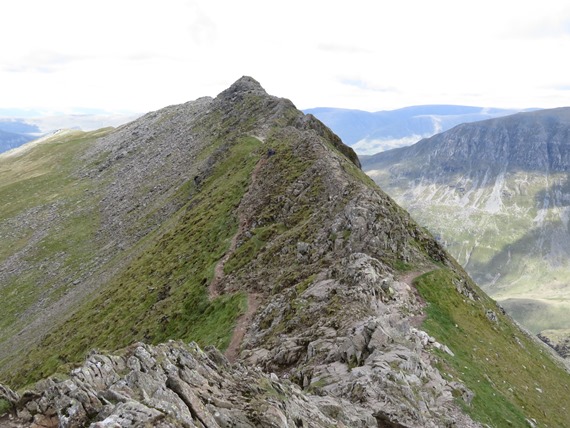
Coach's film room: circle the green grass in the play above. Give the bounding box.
[394,260,414,272]
[0,398,10,416]
[5,136,262,388]
[415,269,570,427]
[0,131,103,260]
[224,224,286,274]
[0,131,105,342]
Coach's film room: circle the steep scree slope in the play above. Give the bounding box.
[1,79,570,427]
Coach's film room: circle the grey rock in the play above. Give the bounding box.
[485,310,498,323]
[0,384,19,408]
[6,341,372,427]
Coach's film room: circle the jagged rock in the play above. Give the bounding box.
[0,384,19,407]
[485,310,498,323]
[5,341,379,427]
[241,248,478,427]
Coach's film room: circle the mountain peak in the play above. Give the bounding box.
[217,76,267,99]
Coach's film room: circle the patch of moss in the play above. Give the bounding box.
[0,398,11,416]
[224,224,286,274]
[306,377,330,394]
[295,274,315,295]
[394,260,414,272]
[258,377,287,400]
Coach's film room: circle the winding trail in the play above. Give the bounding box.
[208,155,267,361]
[209,227,241,299]
[225,293,262,362]
[399,270,425,287]
[398,269,433,327]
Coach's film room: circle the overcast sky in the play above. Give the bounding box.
[2,0,570,115]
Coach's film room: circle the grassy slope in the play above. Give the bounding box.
[3,136,261,387]
[415,269,570,427]
[3,116,570,428]
[0,130,110,342]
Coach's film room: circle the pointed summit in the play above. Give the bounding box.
[217,76,268,100]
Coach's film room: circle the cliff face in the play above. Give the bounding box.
[1,78,570,427]
[363,108,570,338]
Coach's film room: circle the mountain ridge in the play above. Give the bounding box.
[1,77,570,427]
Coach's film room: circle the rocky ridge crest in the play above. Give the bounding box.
[1,78,569,427]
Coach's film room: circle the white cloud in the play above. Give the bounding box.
[1,0,570,114]
[352,136,425,156]
[317,44,374,55]
[2,51,84,73]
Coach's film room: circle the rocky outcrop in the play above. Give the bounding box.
[1,341,397,428]
[241,254,477,428]
[538,330,570,359]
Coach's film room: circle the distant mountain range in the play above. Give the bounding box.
[362,107,570,340]
[0,113,140,154]
[0,129,35,153]
[305,105,531,154]
[1,105,527,156]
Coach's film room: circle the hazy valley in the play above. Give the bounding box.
[305,105,527,155]
[362,108,570,341]
[0,114,139,154]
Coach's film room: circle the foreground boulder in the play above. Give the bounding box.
[1,341,396,427]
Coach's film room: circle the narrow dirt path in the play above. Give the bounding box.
[398,268,434,327]
[209,230,241,299]
[207,154,267,360]
[208,156,266,298]
[225,293,262,362]
[399,270,425,287]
